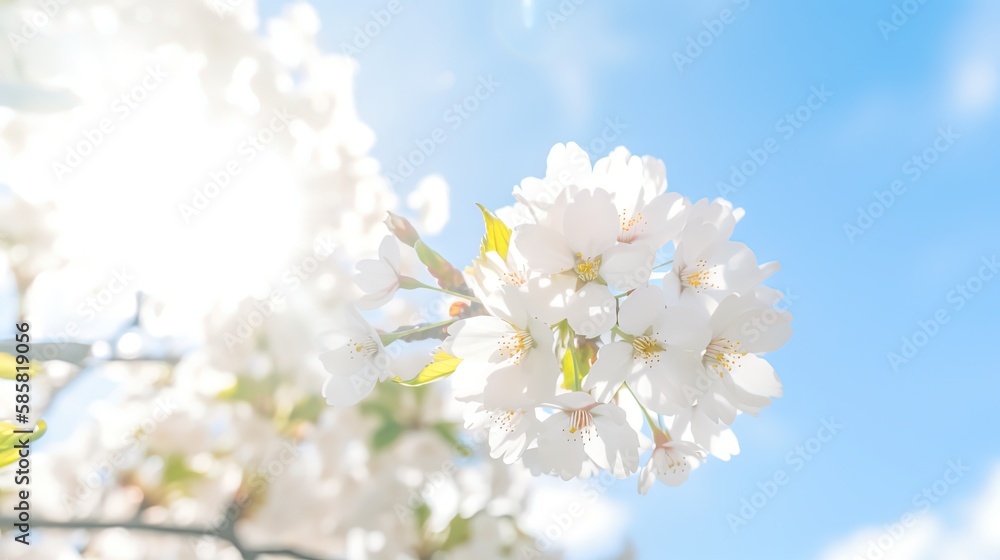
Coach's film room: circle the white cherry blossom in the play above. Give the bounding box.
[319,307,392,406]
[585,285,710,412]
[638,438,706,493]
[514,188,656,337]
[526,392,640,480]
[331,142,794,494]
[446,287,559,410]
[355,235,404,309]
[664,198,779,302]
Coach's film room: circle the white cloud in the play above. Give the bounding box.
[947,0,1000,118]
[818,462,1000,560]
[523,477,630,560]
[407,174,450,236]
[953,59,998,115]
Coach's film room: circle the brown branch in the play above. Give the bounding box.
[0,517,340,560]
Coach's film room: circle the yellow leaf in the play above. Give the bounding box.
[477,203,512,261]
[0,420,47,468]
[0,353,34,380]
[394,352,462,387]
[561,345,576,391]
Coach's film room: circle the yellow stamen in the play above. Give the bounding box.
[681,259,719,291]
[574,253,602,282]
[619,211,646,243]
[349,337,379,358]
[632,335,664,366]
[704,337,746,376]
[498,330,535,364]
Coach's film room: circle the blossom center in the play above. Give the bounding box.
[632,335,664,365]
[566,409,595,441]
[619,211,646,243]
[680,259,719,291]
[574,253,602,282]
[658,448,690,475]
[489,409,524,433]
[498,330,535,364]
[703,337,745,376]
[349,337,379,358]
[503,269,527,286]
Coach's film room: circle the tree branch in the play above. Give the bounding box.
[0,517,340,560]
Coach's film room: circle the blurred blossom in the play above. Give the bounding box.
[0,0,567,558]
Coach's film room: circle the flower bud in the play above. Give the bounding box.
[384,211,421,247]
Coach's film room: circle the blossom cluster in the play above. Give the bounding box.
[323,142,793,493]
[0,0,560,558]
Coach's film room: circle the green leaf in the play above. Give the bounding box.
[442,515,473,550]
[359,399,395,419]
[414,240,465,290]
[431,421,473,456]
[372,418,404,451]
[561,344,576,391]
[287,395,326,424]
[393,352,462,387]
[477,203,512,260]
[575,343,595,380]
[162,453,200,486]
[218,375,281,403]
[414,503,432,529]
[0,420,47,468]
[559,324,596,391]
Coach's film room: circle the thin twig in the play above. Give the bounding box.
[0,517,340,560]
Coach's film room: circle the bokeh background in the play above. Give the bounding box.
[2,0,999,559]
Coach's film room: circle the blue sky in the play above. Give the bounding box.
[22,1,996,558]
[260,0,1000,558]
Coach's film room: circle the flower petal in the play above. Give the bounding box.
[445,316,516,363]
[564,188,619,260]
[618,286,666,336]
[653,305,712,351]
[566,282,617,338]
[583,341,634,403]
[512,225,575,274]
[601,243,655,291]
